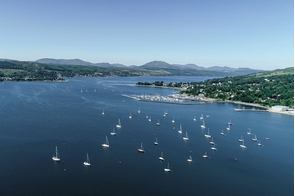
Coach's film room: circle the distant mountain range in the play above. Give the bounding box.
[35,58,264,75]
[35,58,125,67]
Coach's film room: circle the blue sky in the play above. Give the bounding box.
[0,0,293,70]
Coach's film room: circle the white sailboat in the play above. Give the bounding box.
[159,151,165,161]
[172,117,175,123]
[187,155,193,162]
[220,129,225,136]
[247,128,251,135]
[257,140,262,146]
[148,116,151,122]
[205,128,211,138]
[165,110,168,116]
[138,108,140,113]
[200,114,204,120]
[52,146,60,162]
[102,109,105,115]
[210,137,215,145]
[116,118,121,128]
[211,144,217,151]
[83,153,91,166]
[178,123,182,133]
[156,120,160,126]
[102,136,110,148]
[193,116,196,121]
[228,119,232,125]
[164,163,171,172]
[81,88,83,93]
[183,131,189,140]
[201,120,205,128]
[239,135,244,142]
[138,142,144,153]
[252,135,257,142]
[129,112,132,119]
[163,111,166,117]
[111,127,116,136]
[203,151,208,158]
[227,124,230,130]
[154,138,159,145]
[240,140,247,148]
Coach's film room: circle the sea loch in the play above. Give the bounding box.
[0,76,293,196]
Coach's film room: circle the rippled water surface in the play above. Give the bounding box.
[0,76,293,196]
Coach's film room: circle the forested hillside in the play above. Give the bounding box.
[180,68,294,107]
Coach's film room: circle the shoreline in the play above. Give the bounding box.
[133,85,294,116]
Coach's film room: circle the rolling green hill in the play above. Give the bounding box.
[0,60,262,81]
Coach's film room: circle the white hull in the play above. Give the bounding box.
[111,132,116,136]
[83,162,91,166]
[154,142,158,145]
[52,157,60,162]
[138,149,144,153]
[156,123,160,126]
[204,134,211,138]
[201,125,205,128]
[116,125,121,128]
[210,142,215,145]
[203,155,208,158]
[240,145,247,148]
[178,130,182,133]
[211,147,217,151]
[159,157,165,161]
[187,159,192,162]
[183,137,189,140]
[102,144,109,148]
[164,168,171,172]
[239,139,243,142]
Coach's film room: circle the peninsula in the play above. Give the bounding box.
[136,67,294,111]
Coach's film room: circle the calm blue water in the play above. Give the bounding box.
[0,76,293,196]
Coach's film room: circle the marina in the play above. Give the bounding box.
[122,94,205,105]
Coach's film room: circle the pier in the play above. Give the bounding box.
[234,108,268,112]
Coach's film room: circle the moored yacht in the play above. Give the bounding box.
[183,131,189,140]
[201,120,205,128]
[187,155,193,162]
[52,146,60,162]
[252,135,258,142]
[205,128,211,138]
[178,123,183,133]
[239,135,244,142]
[159,151,165,161]
[156,120,160,126]
[102,136,110,148]
[154,138,159,145]
[210,137,215,145]
[164,163,171,172]
[240,140,247,148]
[138,142,145,153]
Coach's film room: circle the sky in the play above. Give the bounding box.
[0,0,293,70]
